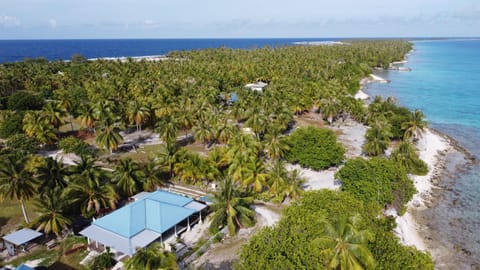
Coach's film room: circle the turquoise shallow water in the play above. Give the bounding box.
[366,40,480,268]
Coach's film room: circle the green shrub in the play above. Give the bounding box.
[7,92,44,111]
[59,136,93,156]
[284,126,345,170]
[6,134,40,153]
[0,113,24,138]
[335,157,416,213]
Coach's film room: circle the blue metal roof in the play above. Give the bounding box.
[91,190,196,238]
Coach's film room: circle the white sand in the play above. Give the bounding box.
[286,164,339,191]
[392,129,450,250]
[354,89,369,100]
[253,205,281,227]
[370,74,389,83]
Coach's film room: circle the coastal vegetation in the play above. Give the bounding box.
[0,40,435,268]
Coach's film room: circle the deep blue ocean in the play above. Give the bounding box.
[0,38,340,63]
[366,40,480,268]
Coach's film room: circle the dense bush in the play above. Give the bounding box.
[238,190,433,270]
[0,113,24,138]
[5,134,40,153]
[391,141,429,175]
[335,157,416,214]
[7,91,44,111]
[284,126,345,170]
[59,136,93,156]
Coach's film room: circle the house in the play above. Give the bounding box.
[2,228,43,256]
[245,81,268,91]
[80,190,207,257]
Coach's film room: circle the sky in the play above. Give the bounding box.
[1,0,480,39]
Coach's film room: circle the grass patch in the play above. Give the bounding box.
[116,143,165,162]
[184,143,209,155]
[7,247,59,268]
[0,198,37,235]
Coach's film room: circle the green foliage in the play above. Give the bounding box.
[59,136,93,156]
[238,190,433,270]
[370,231,434,270]
[5,134,40,153]
[284,126,345,170]
[0,113,24,138]
[391,141,428,175]
[335,157,416,213]
[7,91,44,111]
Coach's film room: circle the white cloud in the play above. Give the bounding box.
[0,15,20,27]
[49,18,57,29]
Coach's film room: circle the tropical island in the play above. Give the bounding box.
[0,40,450,269]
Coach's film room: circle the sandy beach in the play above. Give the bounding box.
[391,129,451,251]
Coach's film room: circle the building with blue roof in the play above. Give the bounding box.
[80,190,207,256]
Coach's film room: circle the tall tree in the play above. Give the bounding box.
[114,158,144,197]
[35,157,68,196]
[402,109,427,142]
[0,154,37,223]
[312,215,375,270]
[127,99,150,132]
[209,177,255,236]
[123,243,178,270]
[33,188,72,236]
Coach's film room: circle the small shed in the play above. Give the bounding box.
[2,228,43,256]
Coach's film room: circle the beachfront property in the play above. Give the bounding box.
[245,81,268,91]
[80,190,207,259]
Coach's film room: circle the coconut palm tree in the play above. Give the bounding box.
[127,99,150,132]
[42,101,66,128]
[95,118,124,154]
[33,188,72,237]
[142,158,167,192]
[0,154,37,223]
[174,153,209,184]
[156,114,180,144]
[402,109,428,142]
[313,215,375,270]
[114,158,143,197]
[263,129,289,160]
[209,177,255,236]
[391,141,428,175]
[67,181,118,217]
[55,89,75,131]
[23,111,58,145]
[123,242,178,270]
[69,155,108,187]
[362,120,392,156]
[242,157,268,193]
[89,246,115,270]
[35,157,68,196]
[78,104,96,132]
[283,169,305,201]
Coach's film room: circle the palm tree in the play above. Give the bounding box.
[114,158,143,197]
[0,154,37,223]
[391,141,428,175]
[142,158,167,192]
[69,155,108,187]
[35,157,68,196]
[283,169,305,201]
[42,101,66,128]
[156,142,184,179]
[89,246,115,270]
[23,111,58,145]
[123,243,178,270]
[362,121,392,156]
[156,114,180,144]
[33,188,72,237]
[127,99,150,132]
[96,119,124,154]
[67,181,118,217]
[78,104,96,132]
[263,129,289,160]
[242,157,268,193]
[402,109,428,142]
[55,89,75,131]
[209,177,255,236]
[313,215,375,270]
[174,153,209,184]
